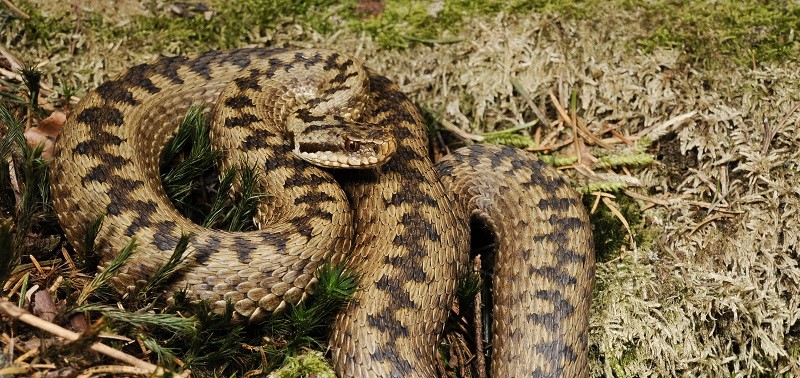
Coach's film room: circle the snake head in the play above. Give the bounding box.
[290,118,397,169]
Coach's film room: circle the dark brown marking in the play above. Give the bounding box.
[187,50,222,79]
[299,52,323,68]
[388,191,437,208]
[548,215,586,230]
[151,55,189,84]
[195,235,222,264]
[298,142,339,154]
[382,255,427,282]
[534,340,577,376]
[375,275,416,307]
[330,70,358,84]
[73,131,124,156]
[323,52,342,70]
[525,289,575,331]
[233,236,256,263]
[153,226,179,252]
[242,129,277,150]
[234,69,262,91]
[224,95,255,109]
[288,216,314,240]
[529,266,578,286]
[260,231,288,252]
[96,81,138,106]
[295,108,326,122]
[369,347,413,377]
[366,308,409,336]
[76,106,124,127]
[538,197,578,212]
[224,113,260,128]
[524,172,564,192]
[82,166,109,184]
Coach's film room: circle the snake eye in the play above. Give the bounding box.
[345,139,360,152]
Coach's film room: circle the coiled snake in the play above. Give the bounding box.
[50,48,595,377]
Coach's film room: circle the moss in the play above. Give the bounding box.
[583,193,644,262]
[269,351,336,378]
[10,0,347,57]
[635,0,800,67]
[124,1,342,51]
[351,0,596,48]
[609,343,640,377]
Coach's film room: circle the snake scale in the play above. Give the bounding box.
[50,48,595,377]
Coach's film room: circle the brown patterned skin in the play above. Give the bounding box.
[50,48,594,376]
[436,144,595,377]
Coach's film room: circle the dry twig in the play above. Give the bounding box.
[0,299,184,377]
[0,0,29,19]
[472,255,486,378]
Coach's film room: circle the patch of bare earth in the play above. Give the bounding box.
[7,1,800,376]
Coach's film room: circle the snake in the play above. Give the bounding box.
[50,48,595,377]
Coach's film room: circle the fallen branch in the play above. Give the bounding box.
[0,298,187,377]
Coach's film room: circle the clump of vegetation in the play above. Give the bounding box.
[583,194,644,262]
[351,0,592,48]
[12,0,346,55]
[635,1,800,67]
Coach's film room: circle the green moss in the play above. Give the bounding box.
[351,0,596,48]
[608,343,640,377]
[583,194,644,262]
[635,0,800,67]
[10,0,348,57]
[127,0,344,51]
[269,351,335,378]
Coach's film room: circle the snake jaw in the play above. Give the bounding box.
[288,114,397,169]
[294,136,396,168]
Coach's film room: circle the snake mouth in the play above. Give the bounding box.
[296,140,395,168]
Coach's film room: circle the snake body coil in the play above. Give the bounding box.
[51,48,594,377]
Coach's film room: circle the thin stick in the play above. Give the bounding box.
[439,118,485,142]
[548,90,608,148]
[509,75,550,129]
[0,299,172,376]
[473,256,487,378]
[0,0,29,19]
[762,102,800,154]
[689,213,735,235]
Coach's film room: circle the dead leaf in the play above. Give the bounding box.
[24,111,66,158]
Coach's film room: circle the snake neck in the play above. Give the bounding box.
[328,73,469,377]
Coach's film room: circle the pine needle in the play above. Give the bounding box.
[77,238,136,305]
[226,164,262,232]
[133,234,192,302]
[71,304,196,334]
[81,215,104,270]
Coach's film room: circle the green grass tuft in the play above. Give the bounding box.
[259,263,358,362]
[224,164,262,232]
